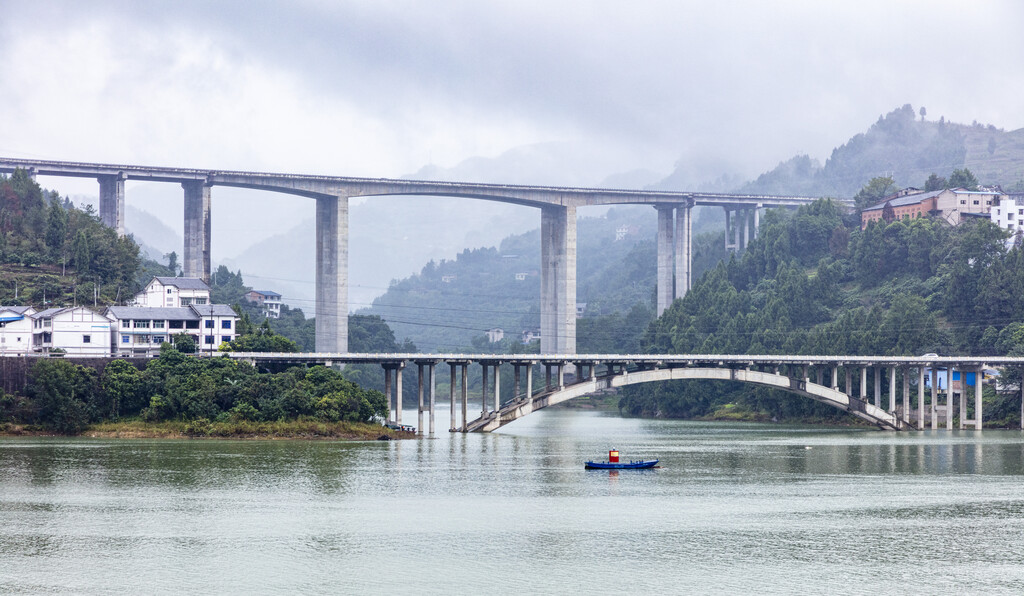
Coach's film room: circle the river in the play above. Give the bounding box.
[3,409,1024,594]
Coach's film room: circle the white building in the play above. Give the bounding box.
[0,306,36,355]
[486,328,504,343]
[31,306,113,356]
[134,277,212,308]
[990,193,1024,242]
[245,290,282,319]
[105,304,238,357]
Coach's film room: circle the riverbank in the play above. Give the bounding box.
[0,419,414,440]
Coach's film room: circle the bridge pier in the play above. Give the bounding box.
[450,363,457,432]
[656,201,694,316]
[98,173,126,237]
[921,368,929,430]
[975,367,983,430]
[383,362,404,424]
[182,181,212,283]
[315,195,349,353]
[461,364,468,432]
[947,367,954,430]
[540,205,576,354]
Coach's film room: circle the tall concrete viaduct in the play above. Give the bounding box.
[0,158,851,354]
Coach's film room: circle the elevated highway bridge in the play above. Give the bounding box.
[1,157,852,356]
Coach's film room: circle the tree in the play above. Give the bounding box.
[919,106,926,121]
[854,176,896,211]
[948,168,979,191]
[924,173,946,192]
[27,359,97,433]
[172,333,197,354]
[165,251,179,276]
[881,202,896,223]
[99,359,143,419]
[46,199,68,254]
[72,229,90,273]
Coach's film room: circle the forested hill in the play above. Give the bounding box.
[736,104,1024,197]
[620,199,1024,424]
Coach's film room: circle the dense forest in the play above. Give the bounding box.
[0,169,147,305]
[0,348,387,434]
[619,191,1024,425]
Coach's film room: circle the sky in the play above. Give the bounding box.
[2,0,1024,280]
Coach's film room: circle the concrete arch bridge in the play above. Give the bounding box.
[228,353,1023,433]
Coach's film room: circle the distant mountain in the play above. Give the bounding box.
[125,205,180,262]
[732,104,1024,197]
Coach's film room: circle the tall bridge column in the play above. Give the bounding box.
[975,367,983,430]
[656,205,674,315]
[315,195,349,353]
[98,173,126,237]
[918,367,925,429]
[675,201,693,301]
[741,208,751,250]
[946,367,954,430]
[540,205,576,354]
[182,181,211,283]
[449,363,457,432]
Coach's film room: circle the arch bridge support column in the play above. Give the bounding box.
[540,205,576,354]
[182,180,212,283]
[315,194,349,353]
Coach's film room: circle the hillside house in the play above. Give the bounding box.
[861,188,1005,229]
[486,328,505,343]
[245,290,283,319]
[133,277,212,308]
[105,304,238,357]
[990,193,1024,241]
[31,306,113,356]
[0,306,36,355]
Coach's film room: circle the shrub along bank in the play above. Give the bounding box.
[0,344,389,436]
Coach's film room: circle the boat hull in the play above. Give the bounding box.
[584,460,659,470]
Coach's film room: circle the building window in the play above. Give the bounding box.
[134,320,150,328]
[205,320,215,329]
[122,335,130,344]
[153,335,166,344]
[83,335,91,343]
[204,335,215,345]
[961,200,967,205]
[221,320,232,329]
[167,288,173,294]
[138,335,151,344]
[194,298,208,305]
[222,336,232,344]
[181,298,192,306]
[153,321,165,329]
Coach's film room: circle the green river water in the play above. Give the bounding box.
[3,409,1024,594]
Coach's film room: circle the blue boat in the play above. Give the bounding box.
[585,450,658,469]
[585,459,659,470]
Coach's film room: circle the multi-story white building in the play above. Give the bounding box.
[990,193,1024,242]
[0,306,36,355]
[31,306,113,356]
[105,304,238,357]
[134,277,212,308]
[244,290,282,319]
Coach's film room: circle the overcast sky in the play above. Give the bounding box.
[3,0,1023,189]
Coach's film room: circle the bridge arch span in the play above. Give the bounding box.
[471,367,904,432]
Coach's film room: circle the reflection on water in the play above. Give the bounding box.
[3,410,1024,594]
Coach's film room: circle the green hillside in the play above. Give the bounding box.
[620,198,1024,425]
